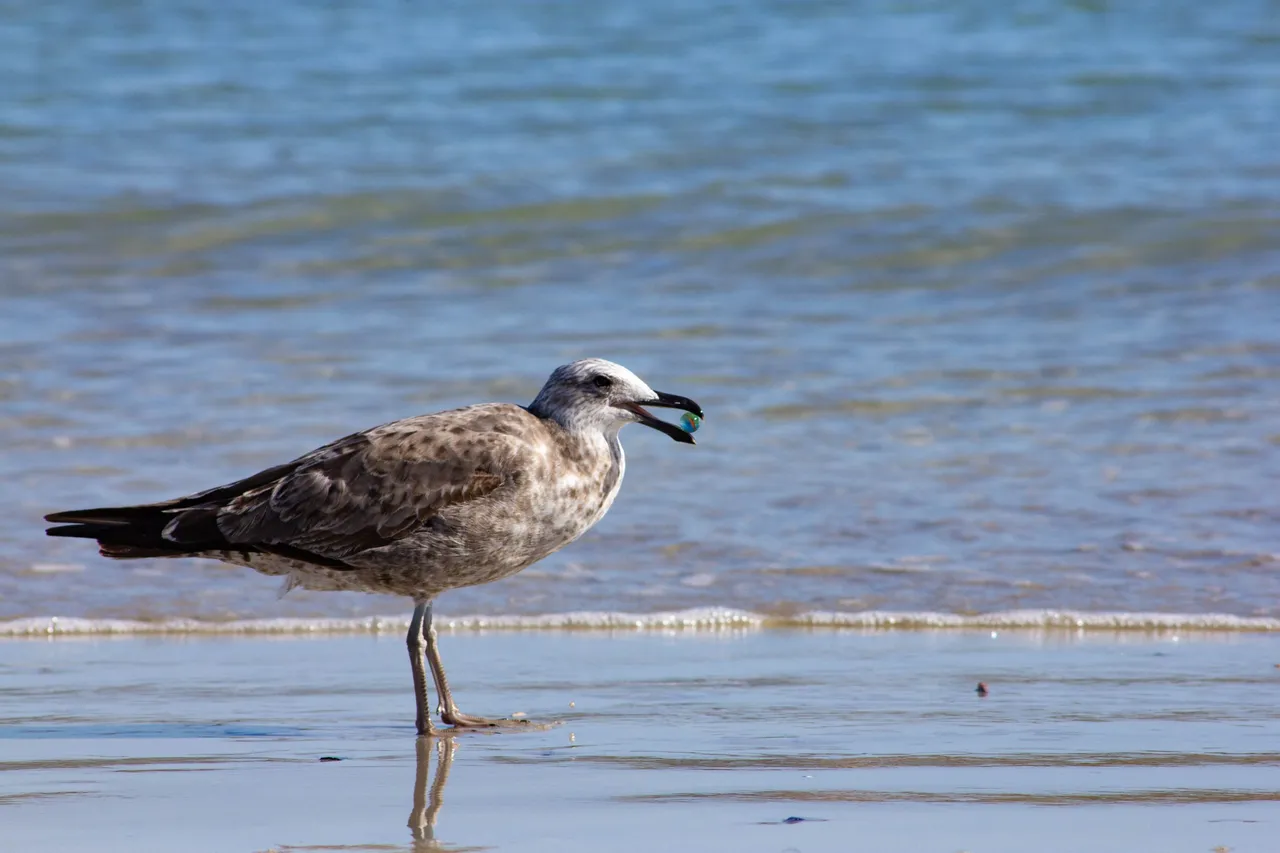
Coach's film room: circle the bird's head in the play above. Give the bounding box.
[528,358,703,443]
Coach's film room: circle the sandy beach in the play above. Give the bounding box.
[4,627,1278,852]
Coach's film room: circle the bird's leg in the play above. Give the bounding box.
[406,601,436,736]
[408,736,456,847]
[422,604,529,729]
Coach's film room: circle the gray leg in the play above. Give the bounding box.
[408,736,456,845]
[422,604,529,729]
[406,601,435,736]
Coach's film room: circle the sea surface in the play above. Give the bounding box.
[3,0,1279,627]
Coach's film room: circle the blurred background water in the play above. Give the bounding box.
[2,0,1278,622]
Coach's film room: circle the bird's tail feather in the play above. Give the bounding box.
[44,505,223,559]
[45,505,167,525]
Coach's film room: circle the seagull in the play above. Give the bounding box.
[44,358,703,735]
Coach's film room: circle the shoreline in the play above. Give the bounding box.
[3,606,1280,637]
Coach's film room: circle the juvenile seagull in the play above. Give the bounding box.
[45,358,702,735]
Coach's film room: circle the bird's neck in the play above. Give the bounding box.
[592,426,626,514]
[525,401,589,434]
[541,416,625,495]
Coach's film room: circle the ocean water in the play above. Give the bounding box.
[3,0,1280,626]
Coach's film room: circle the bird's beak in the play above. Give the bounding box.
[617,391,704,444]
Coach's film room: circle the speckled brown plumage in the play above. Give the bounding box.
[44,358,704,734]
[202,401,627,598]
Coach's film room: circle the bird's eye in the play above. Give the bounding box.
[592,375,613,389]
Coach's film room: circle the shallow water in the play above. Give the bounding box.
[3,631,1279,851]
[3,0,1280,623]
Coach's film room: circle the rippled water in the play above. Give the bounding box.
[3,0,1279,622]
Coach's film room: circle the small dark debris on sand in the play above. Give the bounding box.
[975,682,989,697]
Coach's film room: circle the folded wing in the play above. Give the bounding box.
[46,415,515,566]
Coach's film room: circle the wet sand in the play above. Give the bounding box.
[3,629,1279,852]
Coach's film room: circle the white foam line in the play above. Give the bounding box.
[2,608,1278,637]
[795,610,1280,631]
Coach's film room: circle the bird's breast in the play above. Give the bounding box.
[520,449,620,547]
[548,462,616,521]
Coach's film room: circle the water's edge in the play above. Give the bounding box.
[3,607,1278,636]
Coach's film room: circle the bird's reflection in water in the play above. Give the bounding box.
[408,736,461,852]
[407,723,558,850]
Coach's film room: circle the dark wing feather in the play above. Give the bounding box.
[208,425,508,559]
[43,461,300,526]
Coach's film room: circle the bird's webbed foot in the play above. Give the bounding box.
[439,706,547,730]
